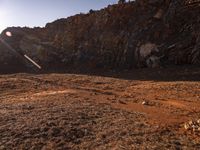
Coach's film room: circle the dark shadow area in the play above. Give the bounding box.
[64,65,200,82]
[109,66,200,82]
[1,65,200,82]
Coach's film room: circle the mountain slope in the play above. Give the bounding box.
[0,0,200,72]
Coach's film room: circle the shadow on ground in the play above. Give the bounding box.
[1,65,200,82]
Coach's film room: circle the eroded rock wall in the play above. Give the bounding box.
[0,0,199,72]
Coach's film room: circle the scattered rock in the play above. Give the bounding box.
[119,100,127,104]
[154,9,164,19]
[142,101,147,105]
[184,119,200,133]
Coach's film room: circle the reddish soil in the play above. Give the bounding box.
[0,67,200,149]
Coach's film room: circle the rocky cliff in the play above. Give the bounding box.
[0,0,200,72]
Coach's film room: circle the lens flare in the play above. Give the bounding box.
[5,31,12,37]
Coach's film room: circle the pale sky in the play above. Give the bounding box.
[0,0,118,32]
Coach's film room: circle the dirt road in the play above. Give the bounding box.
[0,67,200,149]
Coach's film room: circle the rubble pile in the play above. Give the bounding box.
[0,0,200,72]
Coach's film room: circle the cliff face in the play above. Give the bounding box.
[0,0,200,72]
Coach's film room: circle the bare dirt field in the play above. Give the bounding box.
[0,67,200,150]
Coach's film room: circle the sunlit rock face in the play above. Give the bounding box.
[0,0,200,72]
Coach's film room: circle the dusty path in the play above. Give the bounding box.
[0,68,200,149]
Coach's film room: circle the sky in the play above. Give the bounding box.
[0,0,118,32]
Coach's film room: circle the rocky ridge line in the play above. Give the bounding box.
[0,0,200,72]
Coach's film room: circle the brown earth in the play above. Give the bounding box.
[0,67,200,149]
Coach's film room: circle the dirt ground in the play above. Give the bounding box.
[0,67,200,150]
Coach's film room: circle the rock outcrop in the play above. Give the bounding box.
[0,0,200,72]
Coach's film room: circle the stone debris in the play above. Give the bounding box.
[184,119,200,132]
[142,101,147,105]
[119,100,127,104]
